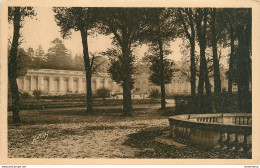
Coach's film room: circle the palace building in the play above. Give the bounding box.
[16,69,230,96]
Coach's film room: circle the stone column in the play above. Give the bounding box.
[30,75,33,91]
[38,76,43,91]
[59,77,63,93]
[96,78,100,89]
[69,77,73,92]
[82,78,86,93]
[78,77,83,93]
[49,76,53,93]
[187,82,191,92]
[104,78,109,89]
[22,76,25,91]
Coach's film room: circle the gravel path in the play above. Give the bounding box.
[8,117,169,158]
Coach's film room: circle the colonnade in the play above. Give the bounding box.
[16,69,113,95]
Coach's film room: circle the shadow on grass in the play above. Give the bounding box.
[157,106,176,116]
[123,127,252,159]
[8,107,155,126]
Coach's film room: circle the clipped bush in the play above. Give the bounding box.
[33,90,43,99]
[96,87,111,100]
[21,92,31,99]
[149,88,160,100]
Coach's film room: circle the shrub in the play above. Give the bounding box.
[173,92,249,115]
[96,88,110,100]
[20,92,31,99]
[33,90,43,99]
[149,89,160,100]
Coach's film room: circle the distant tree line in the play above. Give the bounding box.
[14,38,109,72]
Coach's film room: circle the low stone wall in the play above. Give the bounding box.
[169,113,252,152]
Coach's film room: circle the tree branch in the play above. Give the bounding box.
[178,8,192,41]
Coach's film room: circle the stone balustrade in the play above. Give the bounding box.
[169,113,252,153]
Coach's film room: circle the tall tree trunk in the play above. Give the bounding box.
[196,9,212,113]
[197,56,205,110]
[122,81,132,116]
[211,9,221,94]
[189,39,196,113]
[156,14,166,109]
[228,22,234,95]
[178,8,197,98]
[121,45,132,116]
[188,9,197,98]
[201,48,211,97]
[190,29,196,97]
[158,39,166,109]
[237,34,250,113]
[211,8,221,113]
[196,9,205,112]
[80,28,93,114]
[9,7,21,123]
[202,49,213,113]
[237,10,251,113]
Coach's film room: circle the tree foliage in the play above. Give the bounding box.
[145,45,174,86]
[44,38,73,70]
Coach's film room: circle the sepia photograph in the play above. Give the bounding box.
[1,0,260,165]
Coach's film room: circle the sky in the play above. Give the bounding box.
[8,7,184,62]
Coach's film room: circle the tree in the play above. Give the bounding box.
[235,9,251,113]
[140,8,176,109]
[8,7,35,123]
[149,55,174,91]
[221,8,251,113]
[8,47,32,77]
[228,11,235,95]
[177,8,197,97]
[207,8,222,113]
[145,44,174,107]
[73,54,85,71]
[102,48,135,98]
[35,45,45,59]
[27,47,34,58]
[194,8,212,113]
[98,8,147,116]
[53,7,100,114]
[28,45,46,69]
[72,53,109,72]
[90,53,110,73]
[45,38,72,70]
